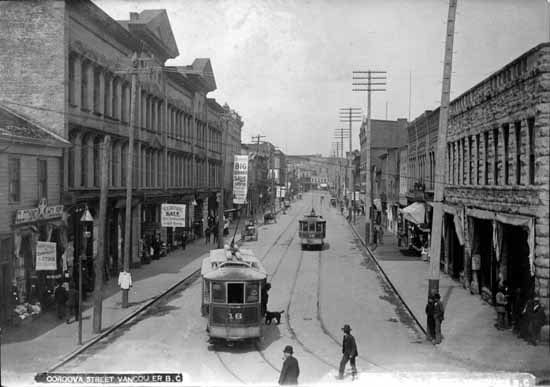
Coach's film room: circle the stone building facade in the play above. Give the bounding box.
[442,43,549,310]
[0,2,242,290]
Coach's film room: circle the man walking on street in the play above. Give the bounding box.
[338,324,358,380]
[279,345,299,385]
[432,294,445,344]
[66,282,79,324]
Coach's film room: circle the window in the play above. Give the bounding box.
[462,138,467,185]
[515,121,522,185]
[227,283,244,304]
[93,68,101,114]
[37,159,47,200]
[316,222,324,233]
[104,74,111,117]
[121,84,128,123]
[309,222,316,232]
[476,134,480,185]
[212,282,226,303]
[484,131,489,185]
[528,118,535,185]
[468,137,473,185]
[112,78,119,120]
[503,124,509,185]
[245,283,259,303]
[81,63,89,111]
[8,157,20,202]
[68,56,76,106]
[493,128,499,185]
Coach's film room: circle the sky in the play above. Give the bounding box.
[95,0,549,156]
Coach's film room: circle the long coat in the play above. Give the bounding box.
[279,356,300,385]
[342,334,358,357]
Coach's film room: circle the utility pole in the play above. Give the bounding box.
[353,70,387,244]
[93,135,110,333]
[218,117,229,248]
[251,135,265,213]
[333,130,348,201]
[340,107,362,223]
[122,53,138,308]
[429,0,458,297]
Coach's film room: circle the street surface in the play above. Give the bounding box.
[56,192,471,385]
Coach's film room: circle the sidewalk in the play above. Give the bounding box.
[349,215,550,376]
[1,224,240,387]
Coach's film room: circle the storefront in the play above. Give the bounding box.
[441,205,465,282]
[11,199,67,319]
[466,208,535,305]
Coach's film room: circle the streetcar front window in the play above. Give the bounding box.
[227,283,244,304]
[245,283,259,303]
[309,222,315,232]
[316,223,324,233]
[212,282,226,303]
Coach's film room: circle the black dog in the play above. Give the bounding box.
[265,310,284,325]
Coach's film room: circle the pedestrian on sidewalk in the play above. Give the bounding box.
[66,282,79,324]
[432,294,444,344]
[378,222,384,245]
[495,286,508,330]
[205,226,211,245]
[279,345,299,385]
[212,222,219,245]
[527,297,546,346]
[152,234,161,260]
[54,281,68,321]
[338,324,358,380]
[261,282,271,316]
[425,296,435,341]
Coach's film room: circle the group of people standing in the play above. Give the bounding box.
[425,293,445,344]
[495,285,547,346]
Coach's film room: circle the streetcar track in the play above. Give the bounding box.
[316,249,388,372]
[212,200,306,381]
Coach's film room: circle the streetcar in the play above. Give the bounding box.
[298,208,326,249]
[201,244,267,343]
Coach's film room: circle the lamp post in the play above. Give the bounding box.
[79,206,94,345]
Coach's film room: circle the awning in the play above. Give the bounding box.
[399,202,425,225]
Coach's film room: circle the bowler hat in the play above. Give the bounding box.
[283,345,293,354]
[341,324,351,333]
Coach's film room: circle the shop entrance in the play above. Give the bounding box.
[472,218,495,303]
[444,214,464,280]
[501,224,534,298]
[0,263,9,325]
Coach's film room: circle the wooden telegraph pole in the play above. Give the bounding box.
[340,107,362,222]
[353,70,386,243]
[218,117,229,248]
[122,54,138,308]
[93,135,110,333]
[429,0,458,297]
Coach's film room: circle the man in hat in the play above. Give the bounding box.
[432,294,445,344]
[279,345,299,385]
[338,324,358,380]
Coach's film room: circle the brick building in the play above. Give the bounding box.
[442,43,549,310]
[0,104,70,325]
[359,118,408,225]
[0,2,242,292]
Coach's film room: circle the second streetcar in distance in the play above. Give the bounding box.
[298,208,326,249]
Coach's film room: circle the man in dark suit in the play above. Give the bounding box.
[338,324,358,379]
[279,345,299,385]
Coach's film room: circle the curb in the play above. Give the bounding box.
[347,218,427,337]
[46,263,204,373]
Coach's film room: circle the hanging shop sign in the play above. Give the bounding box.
[15,198,64,225]
[233,155,248,204]
[36,241,57,271]
[161,204,186,227]
[276,186,282,198]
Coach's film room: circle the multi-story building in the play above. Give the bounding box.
[241,143,269,216]
[359,118,408,220]
[406,43,549,313]
[0,104,70,325]
[221,104,243,211]
[0,2,241,287]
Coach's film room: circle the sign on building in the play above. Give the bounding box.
[233,155,248,204]
[161,204,186,227]
[15,198,64,225]
[36,241,57,271]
